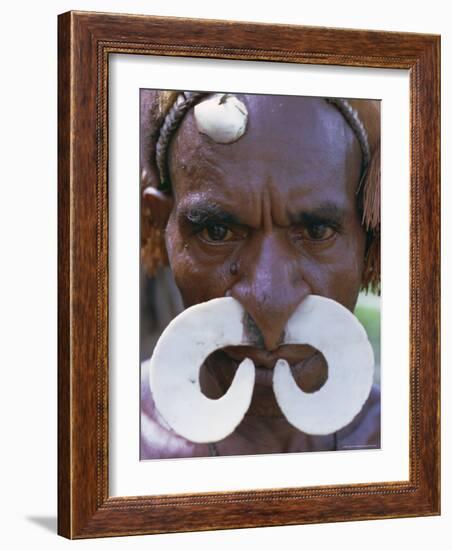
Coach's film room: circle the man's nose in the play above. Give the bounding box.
[229,234,311,351]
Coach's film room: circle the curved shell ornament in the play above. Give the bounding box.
[149,297,254,443]
[273,295,374,435]
[149,295,374,443]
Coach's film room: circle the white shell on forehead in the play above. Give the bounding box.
[194,94,248,144]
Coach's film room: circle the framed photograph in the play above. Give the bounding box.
[58,11,440,538]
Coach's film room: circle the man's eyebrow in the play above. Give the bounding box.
[290,203,346,227]
[179,202,242,226]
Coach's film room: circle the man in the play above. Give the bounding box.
[140,90,380,458]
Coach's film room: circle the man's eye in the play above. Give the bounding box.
[199,224,234,242]
[299,224,335,241]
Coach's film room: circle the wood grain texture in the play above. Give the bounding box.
[57,10,72,538]
[57,10,440,539]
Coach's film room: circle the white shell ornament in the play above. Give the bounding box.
[194,94,248,144]
[149,297,255,443]
[149,294,374,444]
[273,295,374,435]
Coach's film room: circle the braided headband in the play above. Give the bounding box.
[155,92,371,193]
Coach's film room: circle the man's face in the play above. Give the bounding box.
[164,95,366,409]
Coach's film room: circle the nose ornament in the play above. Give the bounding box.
[149,296,374,443]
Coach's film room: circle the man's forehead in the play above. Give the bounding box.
[171,94,356,165]
[242,94,353,147]
[175,187,353,231]
[169,93,362,204]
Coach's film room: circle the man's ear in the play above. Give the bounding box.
[142,186,174,228]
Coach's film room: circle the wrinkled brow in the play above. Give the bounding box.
[290,203,346,228]
[178,199,347,228]
[178,202,242,226]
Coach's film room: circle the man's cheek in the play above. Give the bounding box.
[328,257,364,310]
[170,253,228,307]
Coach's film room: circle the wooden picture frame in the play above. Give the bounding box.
[58,10,440,538]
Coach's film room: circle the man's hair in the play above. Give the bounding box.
[140,90,380,293]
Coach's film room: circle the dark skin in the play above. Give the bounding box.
[146,95,367,455]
